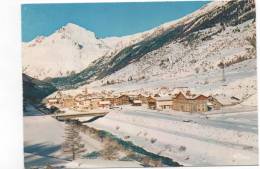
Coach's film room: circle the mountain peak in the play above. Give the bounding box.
[59,22,96,39]
[64,22,85,31]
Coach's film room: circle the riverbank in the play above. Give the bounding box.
[86,105,258,166]
[23,103,258,168]
[24,112,180,168]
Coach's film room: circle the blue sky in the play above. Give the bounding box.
[22,1,209,42]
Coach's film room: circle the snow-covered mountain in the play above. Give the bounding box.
[82,0,255,102]
[50,0,255,92]
[22,23,156,80]
[47,0,256,106]
[23,23,106,79]
[23,0,256,105]
[22,1,232,81]
[89,19,256,101]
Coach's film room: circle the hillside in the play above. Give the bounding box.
[87,14,256,102]
[23,73,57,104]
[50,0,255,92]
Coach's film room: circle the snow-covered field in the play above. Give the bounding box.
[23,103,258,168]
[87,105,258,166]
[24,115,67,168]
[23,112,142,168]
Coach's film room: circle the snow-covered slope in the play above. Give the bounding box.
[23,0,256,106]
[50,0,255,91]
[22,23,108,79]
[87,105,258,166]
[22,23,155,80]
[87,19,256,102]
[48,0,256,105]
[22,1,230,81]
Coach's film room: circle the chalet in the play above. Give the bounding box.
[212,95,239,107]
[81,99,91,110]
[104,96,116,106]
[147,96,156,109]
[156,96,173,110]
[46,91,63,106]
[99,100,111,108]
[47,98,59,106]
[56,91,63,98]
[74,94,86,101]
[208,96,223,110]
[90,97,102,109]
[132,100,142,106]
[128,94,138,103]
[114,95,130,105]
[172,92,208,113]
[154,94,160,97]
[74,94,91,110]
[62,96,75,108]
[74,94,85,106]
[137,94,148,104]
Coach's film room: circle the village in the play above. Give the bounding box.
[38,86,258,167]
[45,87,241,115]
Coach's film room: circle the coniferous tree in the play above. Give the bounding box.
[62,120,85,160]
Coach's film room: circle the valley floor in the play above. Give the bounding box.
[23,113,142,168]
[24,104,258,168]
[86,105,258,166]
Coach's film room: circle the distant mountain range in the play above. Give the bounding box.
[22,22,161,80]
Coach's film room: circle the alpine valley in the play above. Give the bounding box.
[22,0,258,168]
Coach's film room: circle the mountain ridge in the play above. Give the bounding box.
[22,22,156,80]
[49,0,255,89]
[22,1,221,80]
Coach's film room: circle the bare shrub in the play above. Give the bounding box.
[150,159,163,167]
[195,67,200,74]
[124,135,130,139]
[101,141,124,160]
[45,165,54,169]
[243,145,253,150]
[150,138,157,144]
[246,34,256,49]
[126,151,136,159]
[204,80,209,85]
[141,156,151,167]
[136,131,142,136]
[101,143,118,160]
[178,145,186,152]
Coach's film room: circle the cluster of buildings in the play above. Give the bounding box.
[46,89,224,113]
